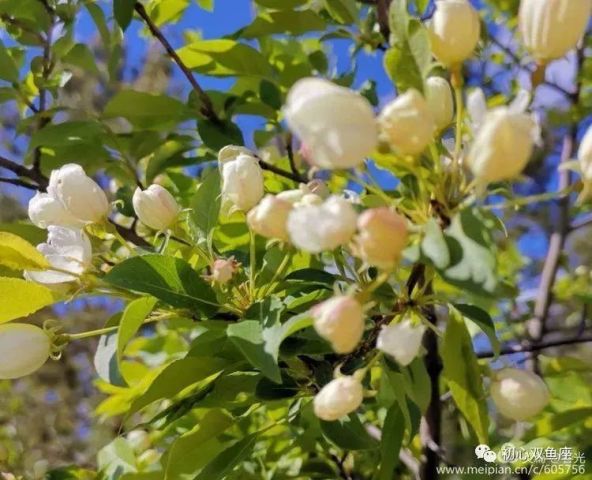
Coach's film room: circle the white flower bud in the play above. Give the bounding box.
[25,226,92,285]
[578,125,592,181]
[428,0,481,67]
[287,195,357,253]
[50,164,109,224]
[466,107,536,184]
[285,78,378,169]
[313,375,364,421]
[126,430,151,453]
[0,323,50,379]
[354,208,408,269]
[209,257,239,284]
[425,77,454,131]
[490,368,550,421]
[247,195,292,241]
[379,90,435,155]
[312,296,365,354]
[221,154,265,211]
[377,317,425,366]
[28,164,109,227]
[519,0,592,62]
[132,184,180,231]
[217,145,254,164]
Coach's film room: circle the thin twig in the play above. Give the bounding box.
[258,159,307,184]
[0,177,39,190]
[477,334,592,359]
[134,2,220,124]
[285,132,301,181]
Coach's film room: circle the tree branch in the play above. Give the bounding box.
[527,44,585,372]
[0,155,48,189]
[134,2,220,124]
[0,177,39,190]
[477,334,592,359]
[258,159,307,184]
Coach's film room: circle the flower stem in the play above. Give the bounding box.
[249,228,257,299]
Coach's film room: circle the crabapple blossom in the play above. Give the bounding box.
[221,153,265,211]
[28,164,109,228]
[379,89,435,156]
[312,296,365,354]
[287,195,357,253]
[519,0,592,62]
[428,0,481,67]
[284,77,378,169]
[247,194,292,242]
[353,208,408,269]
[0,323,51,379]
[25,226,92,285]
[376,317,426,366]
[313,375,364,421]
[425,77,454,131]
[132,184,180,231]
[490,368,550,421]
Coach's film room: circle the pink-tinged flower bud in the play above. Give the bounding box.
[0,323,50,379]
[312,296,365,354]
[377,318,425,366]
[428,0,481,67]
[519,0,592,62]
[287,196,357,253]
[221,154,265,211]
[25,226,92,285]
[28,164,109,227]
[247,195,292,241]
[490,368,549,421]
[466,107,536,184]
[379,90,435,156]
[425,77,454,131]
[354,208,408,269]
[285,78,378,169]
[313,376,364,421]
[132,184,180,231]
[210,257,239,284]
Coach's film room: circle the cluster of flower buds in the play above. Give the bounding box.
[207,257,240,285]
[490,367,550,421]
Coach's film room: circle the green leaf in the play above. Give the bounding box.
[164,409,233,479]
[196,0,214,10]
[454,303,500,358]
[0,277,54,324]
[97,438,136,479]
[197,119,244,151]
[103,255,219,316]
[177,40,274,77]
[29,121,104,149]
[442,307,489,444]
[377,405,405,480]
[0,231,49,271]
[320,415,379,450]
[117,297,158,361]
[130,357,227,414]
[192,432,259,480]
[114,0,136,31]
[242,10,327,38]
[104,90,187,129]
[259,79,282,110]
[227,320,282,383]
[0,40,19,83]
[324,0,357,24]
[189,168,221,249]
[94,331,127,387]
[62,44,100,75]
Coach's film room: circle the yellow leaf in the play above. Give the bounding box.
[0,231,48,271]
[0,277,54,323]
